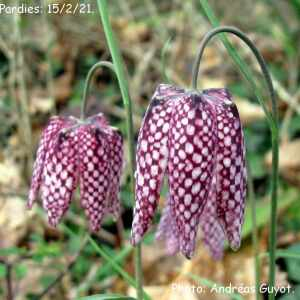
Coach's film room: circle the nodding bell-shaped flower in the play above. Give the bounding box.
[131,84,247,259]
[28,113,123,232]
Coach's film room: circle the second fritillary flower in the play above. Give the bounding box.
[131,84,247,259]
[28,113,123,232]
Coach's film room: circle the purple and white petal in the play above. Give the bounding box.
[41,129,79,226]
[131,84,183,245]
[106,129,124,218]
[168,93,216,258]
[200,177,225,259]
[78,125,111,232]
[28,116,69,208]
[156,195,180,255]
[204,88,247,250]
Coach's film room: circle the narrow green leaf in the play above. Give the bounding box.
[282,244,300,282]
[87,237,153,299]
[242,188,298,239]
[199,0,273,124]
[60,224,151,300]
[161,36,173,83]
[78,294,136,300]
[186,273,244,300]
[260,250,300,261]
[76,245,133,296]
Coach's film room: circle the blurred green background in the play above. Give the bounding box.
[0,0,300,299]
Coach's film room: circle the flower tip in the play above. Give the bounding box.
[27,191,36,209]
[48,218,58,228]
[26,201,33,210]
[181,246,195,260]
[230,242,241,252]
[89,222,101,233]
[228,235,241,251]
[130,232,142,246]
[183,253,192,260]
[130,236,138,246]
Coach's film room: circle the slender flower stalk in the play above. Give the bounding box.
[96,1,143,299]
[248,162,261,300]
[192,26,278,300]
[81,61,116,120]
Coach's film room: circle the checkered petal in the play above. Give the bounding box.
[156,195,180,255]
[41,129,79,226]
[204,88,247,250]
[78,125,111,232]
[168,93,216,258]
[200,177,225,259]
[88,114,123,218]
[28,116,69,208]
[105,129,123,218]
[131,84,183,245]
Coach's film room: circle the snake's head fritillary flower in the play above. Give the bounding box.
[28,113,123,231]
[131,84,246,259]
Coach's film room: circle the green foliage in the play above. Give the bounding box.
[242,188,298,240]
[284,244,300,282]
[14,264,28,280]
[284,201,300,232]
[199,0,274,125]
[30,233,61,262]
[0,264,7,279]
[289,0,300,19]
[0,246,27,257]
[280,286,300,300]
[186,273,243,300]
[78,294,136,300]
[39,274,56,288]
[288,115,300,138]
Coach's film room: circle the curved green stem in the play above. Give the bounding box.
[247,161,261,300]
[96,1,144,300]
[80,61,116,120]
[192,26,276,125]
[192,26,279,300]
[161,36,173,84]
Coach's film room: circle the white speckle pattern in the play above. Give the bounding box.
[28,116,73,209]
[131,84,184,245]
[199,176,225,259]
[131,84,247,259]
[168,93,216,258]
[156,196,180,255]
[28,113,124,231]
[41,121,79,226]
[204,88,247,251]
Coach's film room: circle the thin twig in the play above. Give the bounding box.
[191,20,279,300]
[280,89,300,143]
[42,0,56,115]
[35,236,88,300]
[272,77,300,114]
[247,161,261,300]
[0,259,14,300]
[6,263,13,300]
[13,1,33,179]
[97,2,144,299]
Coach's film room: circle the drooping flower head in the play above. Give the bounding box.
[28,113,123,232]
[131,84,246,259]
